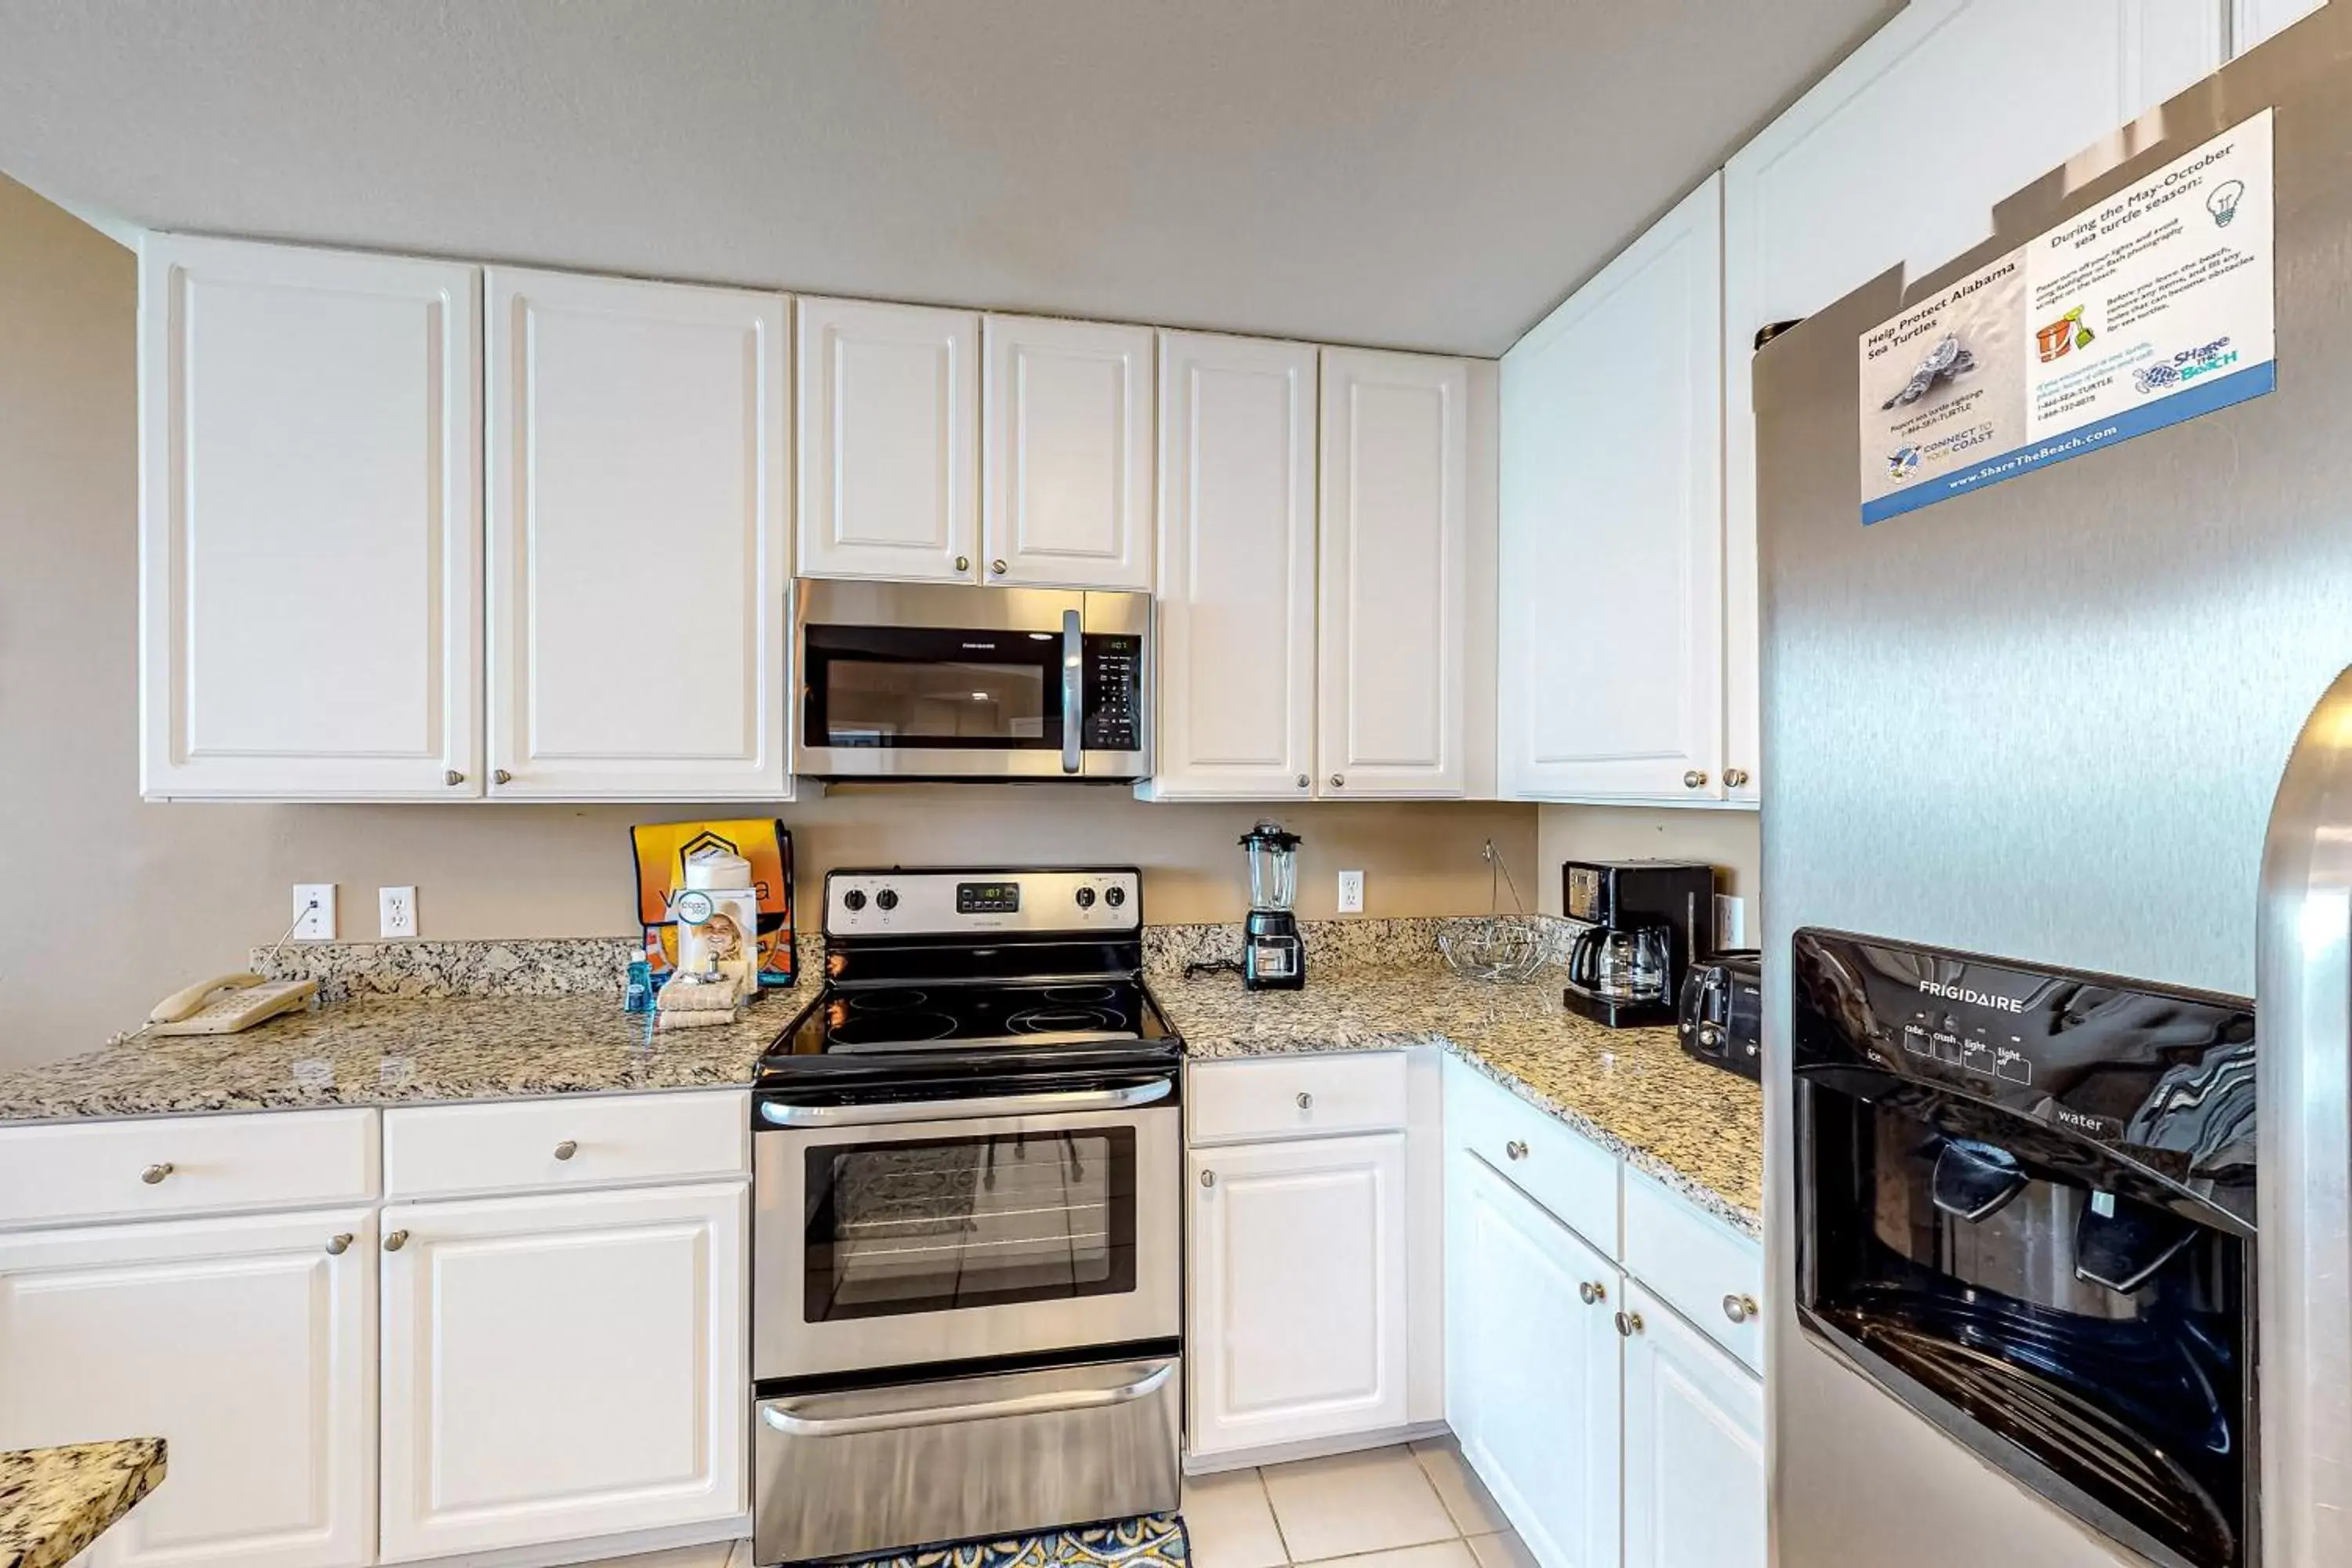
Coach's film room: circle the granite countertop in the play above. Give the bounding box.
[0,994,793,1125]
[0,1439,165,1568]
[1154,963,1763,1236]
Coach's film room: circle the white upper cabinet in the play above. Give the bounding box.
[0,1208,378,1568]
[378,1183,747,1561]
[1148,331,1319,800]
[1621,1282,1766,1568]
[1720,0,2227,802]
[2235,0,2325,52]
[983,314,1156,590]
[1317,348,1470,798]
[486,269,790,800]
[797,296,980,583]
[1501,176,1725,804]
[140,234,482,800]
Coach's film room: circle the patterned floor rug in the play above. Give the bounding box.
[829,1513,1189,1568]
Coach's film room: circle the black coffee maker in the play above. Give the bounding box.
[1560,859,1715,1026]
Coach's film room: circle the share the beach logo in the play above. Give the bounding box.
[2134,336,2238,395]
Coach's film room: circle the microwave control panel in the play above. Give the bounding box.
[1082,634,1143,752]
[1791,927,2254,1180]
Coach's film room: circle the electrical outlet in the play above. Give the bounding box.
[379,886,418,940]
[292,884,338,942]
[1714,892,1748,950]
[1337,869,1365,914]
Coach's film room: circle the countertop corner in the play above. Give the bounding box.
[0,1439,166,1568]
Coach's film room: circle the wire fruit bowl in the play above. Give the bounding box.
[1437,840,1560,983]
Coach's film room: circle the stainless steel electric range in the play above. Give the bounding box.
[749,866,1181,1566]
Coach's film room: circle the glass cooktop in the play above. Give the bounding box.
[762,978,1178,1063]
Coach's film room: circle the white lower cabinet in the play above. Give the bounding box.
[1187,1134,1409,1456]
[1621,1283,1766,1568]
[0,1207,379,1568]
[377,1181,748,1561]
[1446,1150,1621,1568]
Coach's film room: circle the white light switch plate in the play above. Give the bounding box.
[379,886,418,939]
[1714,893,1748,949]
[1337,870,1365,914]
[292,884,337,942]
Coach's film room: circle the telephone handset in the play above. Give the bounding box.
[146,973,319,1036]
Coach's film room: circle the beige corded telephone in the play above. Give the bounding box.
[145,973,318,1036]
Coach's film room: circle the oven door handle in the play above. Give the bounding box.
[1060,607,1084,775]
[757,1076,1172,1128]
[760,1359,1175,1438]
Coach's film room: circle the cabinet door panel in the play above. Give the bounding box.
[797,296,979,583]
[1149,331,1317,800]
[488,269,789,799]
[1317,349,1468,797]
[2235,0,2326,50]
[985,315,1155,590]
[379,1183,746,1561]
[0,1209,377,1568]
[1623,1283,1766,1568]
[1722,1,2228,802]
[140,234,481,800]
[1187,1134,1407,1455]
[1446,1150,1619,1568]
[1501,176,1724,802]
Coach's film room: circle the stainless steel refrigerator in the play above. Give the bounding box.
[1758,10,2352,1566]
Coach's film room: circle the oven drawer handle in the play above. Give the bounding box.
[760,1359,1175,1438]
[759,1077,1173,1128]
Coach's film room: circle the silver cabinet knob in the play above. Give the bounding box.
[140,1162,173,1185]
[1505,1140,1529,1161]
[1297,774,1309,789]
[1199,1170,1216,1189]
[955,556,971,572]
[325,1232,354,1256]
[1330,773,1344,788]
[445,769,466,786]
[554,1140,579,1161]
[1578,1280,1607,1306]
[1295,1091,1313,1110]
[989,558,1007,575]
[1725,768,1751,788]
[1723,1294,1759,1325]
[1615,1310,1645,1338]
[1682,770,1708,789]
[384,1229,410,1252]
[494,768,513,785]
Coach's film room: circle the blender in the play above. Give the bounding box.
[1239,821,1305,989]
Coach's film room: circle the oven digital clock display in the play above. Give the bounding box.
[956,881,1022,914]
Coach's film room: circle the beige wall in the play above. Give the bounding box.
[1535,803,1762,916]
[0,176,1537,1069]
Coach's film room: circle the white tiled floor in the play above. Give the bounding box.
[1183,1439,1535,1568]
[575,1439,1524,1568]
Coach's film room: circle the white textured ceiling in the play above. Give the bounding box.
[0,0,1892,355]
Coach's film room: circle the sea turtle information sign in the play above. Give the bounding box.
[1859,110,2274,525]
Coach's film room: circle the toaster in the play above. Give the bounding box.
[1678,950,1762,1080]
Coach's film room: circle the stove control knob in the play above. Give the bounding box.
[1105,886,1126,908]
[1076,887,1097,908]
[875,889,899,912]
[843,890,867,912]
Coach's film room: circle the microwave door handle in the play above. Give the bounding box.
[1062,608,1083,774]
[760,1359,1176,1438]
[758,1077,1173,1129]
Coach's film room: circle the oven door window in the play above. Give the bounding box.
[804,626,1063,750]
[804,1128,1137,1320]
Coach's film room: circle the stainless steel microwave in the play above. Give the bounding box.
[792,580,1150,780]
